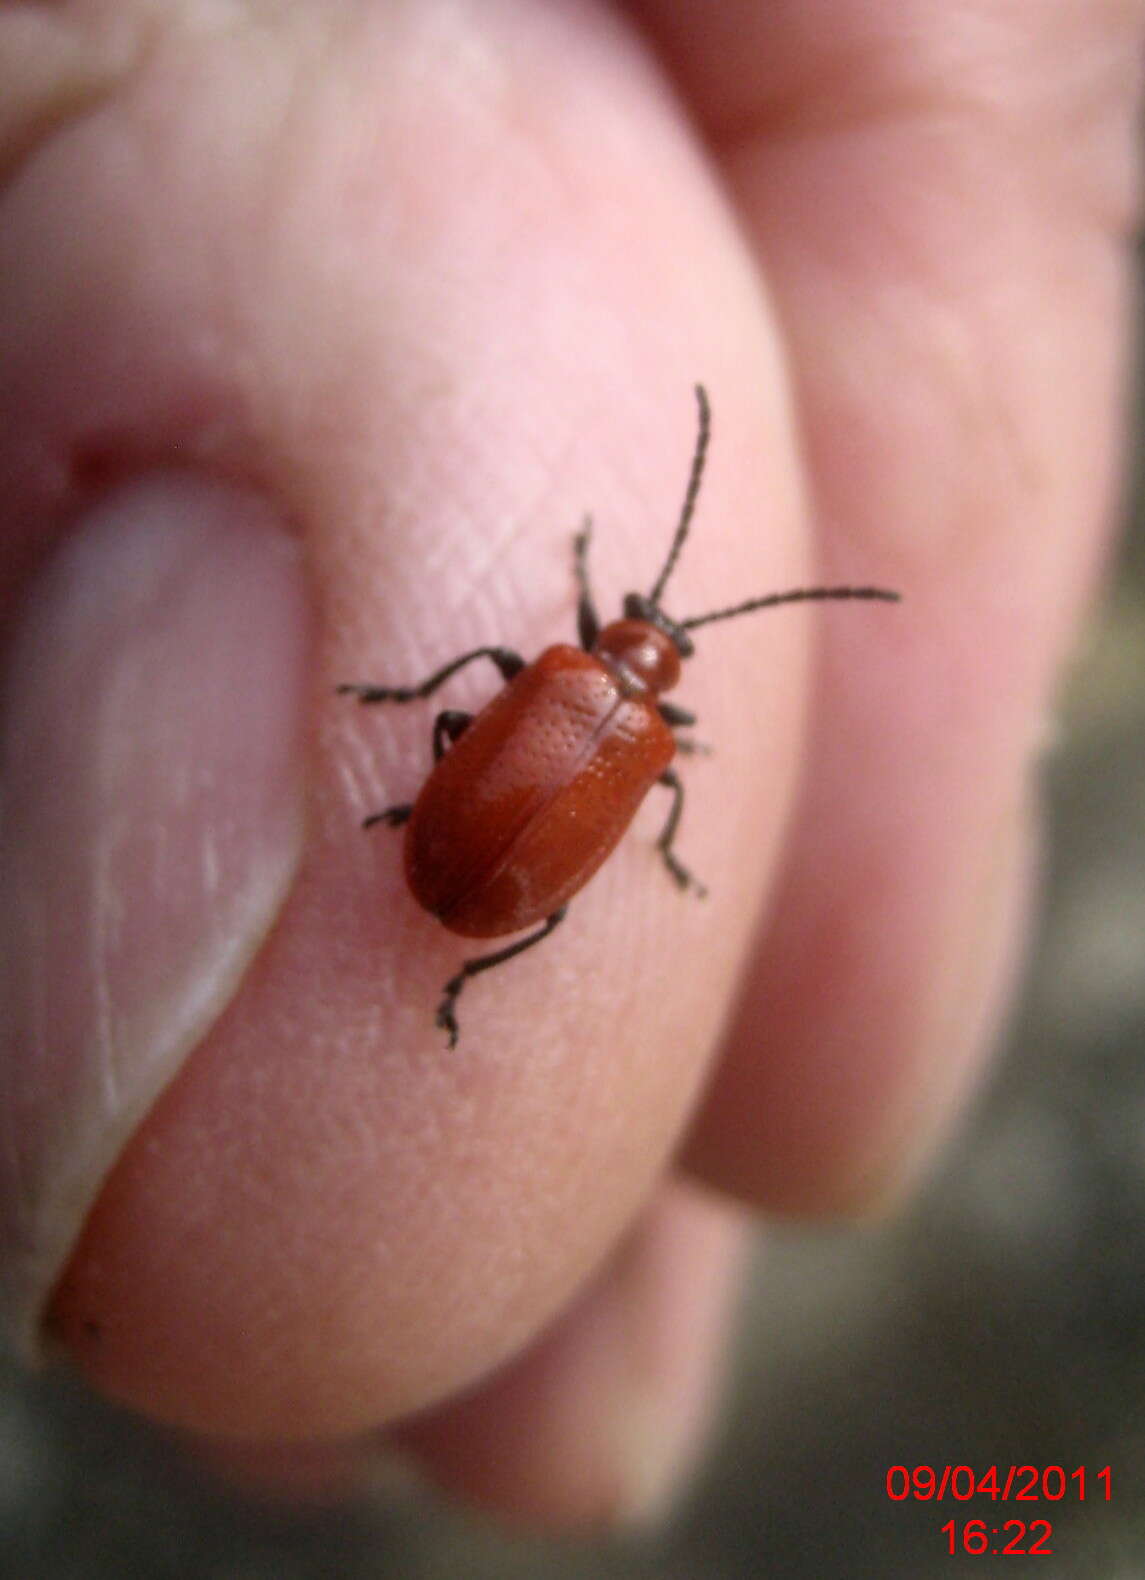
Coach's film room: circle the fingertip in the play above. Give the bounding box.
[393,1183,750,1532]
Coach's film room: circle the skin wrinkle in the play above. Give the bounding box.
[727,117,1127,641]
[0,3,159,186]
[817,161,1035,514]
[729,94,1137,242]
[646,0,1142,233]
[2,8,346,543]
[729,99,1125,572]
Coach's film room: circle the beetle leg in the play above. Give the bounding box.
[360,712,473,826]
[574,518,600,651]
[337,646,525,705]
[658,701,695,729]
[433,709,473,761]
[362,803,412,830]
[436,908,569,1048]
[662,706,710,754]
[655,768,707,898]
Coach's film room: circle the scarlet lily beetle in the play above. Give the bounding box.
[340,387,899,1044]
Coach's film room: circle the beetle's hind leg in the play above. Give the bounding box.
[655,768,707,898]
[437,908,568,1048]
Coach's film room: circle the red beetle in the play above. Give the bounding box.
[341,387,899,1043]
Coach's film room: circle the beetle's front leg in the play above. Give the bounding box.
[338,645,525,705]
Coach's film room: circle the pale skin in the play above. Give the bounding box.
[1,0,1141,1530]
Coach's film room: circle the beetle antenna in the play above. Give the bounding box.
[648,384,711,608]
[681,585,901,632]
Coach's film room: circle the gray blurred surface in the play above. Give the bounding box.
[3,427,1144,1580]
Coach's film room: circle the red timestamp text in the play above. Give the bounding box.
[941,1519,1053,1556]
[885,1464,1111,1503]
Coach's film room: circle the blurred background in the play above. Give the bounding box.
[2,375,1143,1578]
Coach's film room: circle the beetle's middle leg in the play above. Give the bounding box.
[659,701,695,729]
[432,709,472,760]
[660,702,711,757]
[655,768,707,898]
[360,711,472,829]
[362,803,412,831]
[437,908,568,1048]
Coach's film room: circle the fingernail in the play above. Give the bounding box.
[0,475,310,1356]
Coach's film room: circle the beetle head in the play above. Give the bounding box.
[621,592,695,658]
